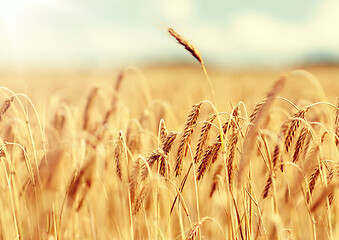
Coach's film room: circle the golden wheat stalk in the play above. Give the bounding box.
[238,77,286,184]
[292,127,309,163]
[168,26,218,107]
[306,165,321,203]
[284,108,307,152]
[168,28,203,64]
[175,103,202,177]
[227,128,239,189]
[197,145,213,181]
[162,131,177,155]
[197,120,229,181]
[193,114,216,164]
[159,155,170,178]
[263,173,273,199]
[185,217,210,240]
[249,100,265,124]
[272,122,289,172]
[141,148,164,180]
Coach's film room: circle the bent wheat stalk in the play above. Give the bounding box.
[237,77,286,186]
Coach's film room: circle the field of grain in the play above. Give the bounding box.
[1,36,339,239]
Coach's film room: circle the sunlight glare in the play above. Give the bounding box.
[0,0,31,26]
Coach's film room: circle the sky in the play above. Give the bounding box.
[0,0,338,69]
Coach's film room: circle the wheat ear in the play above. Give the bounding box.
[103,71,124,124]
[197,120,229,181]
[194,114,216,164]
[83,87,98,130]
[114,131,125,181]
[0,97,14,122]
[284,108,307,152]
[168,27,203,64]
[175,103,202,177]
[210,164,223,197]
[306,165,321,203]
[159,118,168,146]
[292,127,309,163]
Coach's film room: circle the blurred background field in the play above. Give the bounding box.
[1,64,339,123]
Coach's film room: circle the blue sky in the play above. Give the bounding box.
[0,0,338,68]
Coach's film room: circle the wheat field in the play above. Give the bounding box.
[1,30,339,240]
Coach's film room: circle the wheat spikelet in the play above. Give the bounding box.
[194,114,216,164]
[210,141,222,164]
[67,158,95,209]
[197,120,229,181]
[129,157,141,203]
[238,77,285,184]
[284,108,307,152]
[168,27,202,64]
[227,107,240,188]
[0,148,5,158]
[140,131,175,180]
[185,217,209,240]
[197,136,222,180]
[83,87,99,130]
[263,173,273,199]
[306,165,321,203]
[141,149,164,180]
[227,128,239,189]
[272,122,289,172]
[212,119,231,159]
[0,97,14,122]
[162,131,177,155]
[175,103,202,177]
[114,131,125,181]
[272,145,281,170]
[210,164,223,197]
[159,118,168,145]
[159,155,170,178]
[103,71,124,124]
[197,145,213,181]
[249,100,265,124]
[292,127,309,163]
[132,184,148,216]
[335,98,339,146]
[249,77,285,127]
[311,183,336,213]
[326,167,335,205]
